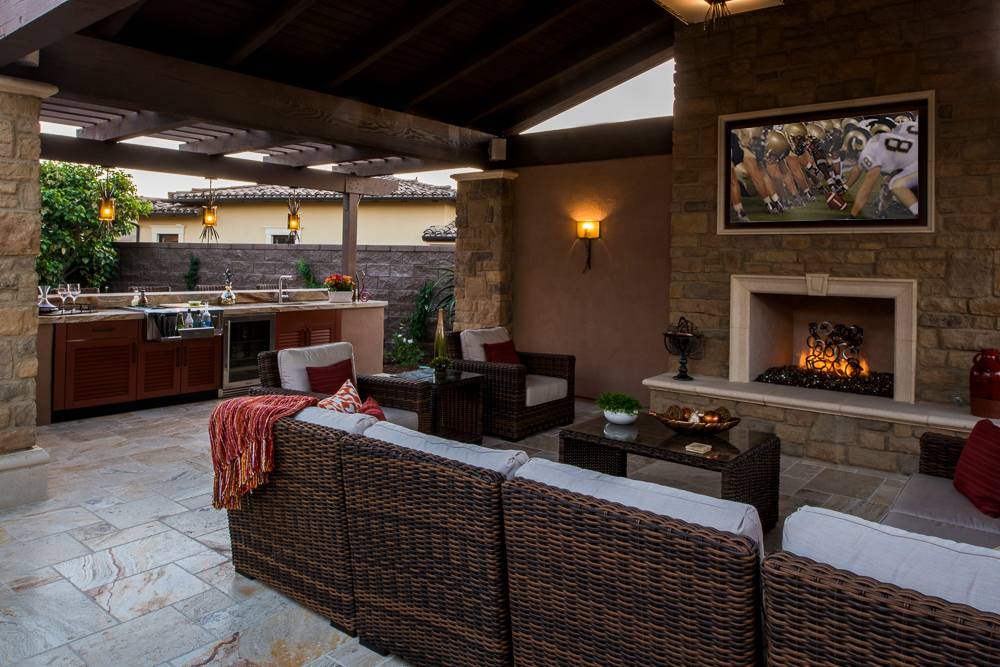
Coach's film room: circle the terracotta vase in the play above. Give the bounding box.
[970,348,1000,418]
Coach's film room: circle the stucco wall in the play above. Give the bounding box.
[136,200,455,246]
[512,155,672,399]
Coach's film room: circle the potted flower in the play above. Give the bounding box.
[596,392,642,425]
[324,273,353,303]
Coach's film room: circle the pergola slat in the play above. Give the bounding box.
[76,110,191,141]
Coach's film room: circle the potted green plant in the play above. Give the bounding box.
[323,273,353,302]
[596,392,642,425]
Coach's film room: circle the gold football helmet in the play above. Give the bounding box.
[764,130,791,162]
[805,122,826,141]
[843,127,871,160]
[784,122,808,149]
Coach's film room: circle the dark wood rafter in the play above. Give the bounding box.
[225,0,315,66]
[398,1,590,111]
[76,110,190,141]
[467,18,675,129]
[178,129,300,155]
[12,35,492,164]
[331,157,447,177]
[41,134,397,195]
[326,0,465,90]
[263,144,389,167]
[498,117,673,168]
[0,0,139,65]
[89,0,146,39]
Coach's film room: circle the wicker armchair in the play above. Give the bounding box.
[503,477,763,666]
[227,418,357,634]
[762,431,1000,666]
[445,331,574,440]
[252,350,434,433]
[342,436,514,666]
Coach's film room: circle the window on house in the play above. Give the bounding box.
[157,233,180,243]
[270,234,294,244]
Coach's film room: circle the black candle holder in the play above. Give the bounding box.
[663,317,703,381]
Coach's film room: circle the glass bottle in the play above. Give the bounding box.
[184,309,195,329]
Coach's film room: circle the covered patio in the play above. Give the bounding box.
[1,0,1000,665]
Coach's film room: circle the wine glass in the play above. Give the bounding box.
[68,283,81,310]
[56,284,68,310]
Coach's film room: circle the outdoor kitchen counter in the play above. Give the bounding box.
[39,300,388,323]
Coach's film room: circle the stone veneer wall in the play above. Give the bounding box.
[670,0,1000,405]
[0,88,45,456]
[113,243,453,342]
[452,172,516,332]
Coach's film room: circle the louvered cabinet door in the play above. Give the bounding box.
[181,336,222,393]
[64,338,137,409]
[306,311,340,347]
[137,342,181,399]
[275,312,311,350]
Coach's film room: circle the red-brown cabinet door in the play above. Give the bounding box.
[305,311,339,347]
[64,338,137,409]
[137,342,181,399]
[181,337,222,393]
[275,312,310,350]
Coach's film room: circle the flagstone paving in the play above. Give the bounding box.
[0,398,904,665]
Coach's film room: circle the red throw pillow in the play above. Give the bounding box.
[483,339,520,364]
[954,419,1000,517]
[306,359,354,395]
[359,396,386,421]
[317,379,362,413]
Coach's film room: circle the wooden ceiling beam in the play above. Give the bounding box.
[330,157,456,177]
[264,144,389,167]
[178,129,300,155]
[399,1,588,111]
[41,134,397,195]
[90,0,146,39]
[225,0,315,66]
[13,35,491,163]
[497,117,673,168]
[0,0,139,65]
[326,0,464,89]
[76,110,191,141]
[466,18,674,129]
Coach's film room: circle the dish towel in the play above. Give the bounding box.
[210,394,318,509]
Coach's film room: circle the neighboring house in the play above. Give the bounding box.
[131,178,456,245]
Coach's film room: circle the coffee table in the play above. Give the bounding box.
[559,413,780,531]
[393,368,484,444]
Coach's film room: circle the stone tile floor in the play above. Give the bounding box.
[0,398,906,666]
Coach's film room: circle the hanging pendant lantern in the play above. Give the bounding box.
[287,188,301,243]
[200,178,220,243]
[704,0,732,31]
[98,168,116,223]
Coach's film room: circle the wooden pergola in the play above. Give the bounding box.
[0,0,675,273]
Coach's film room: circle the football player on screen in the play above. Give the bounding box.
[846,119,919,218]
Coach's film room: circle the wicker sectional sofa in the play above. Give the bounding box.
[226,399,1000,666]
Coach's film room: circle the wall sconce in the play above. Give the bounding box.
[576,220,601,272]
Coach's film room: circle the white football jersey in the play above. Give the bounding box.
[859,132,918,176]
[893,120,919,137]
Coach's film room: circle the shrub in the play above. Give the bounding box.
[386,324,423,366]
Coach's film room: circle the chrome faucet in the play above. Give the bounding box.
[278,275,293,304]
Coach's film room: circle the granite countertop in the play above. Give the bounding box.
[39,300,388,324]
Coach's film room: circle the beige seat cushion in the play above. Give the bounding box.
[459,327,510,362]
[277,342,355,392]
[888,473,1000,538]
[294,407,377,434]
[381,406,419,431]
[881,511,1000,549]
[525,374,567,407]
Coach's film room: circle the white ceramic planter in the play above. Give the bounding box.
[328,290,353,303]
[603,410,638,425]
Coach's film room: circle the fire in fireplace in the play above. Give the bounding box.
[755,321,894,397]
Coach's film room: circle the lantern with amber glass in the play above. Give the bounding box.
[200,179,220,242]
[287,188,302,243]
[98,168,116,223]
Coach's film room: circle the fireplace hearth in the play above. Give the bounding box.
[755,320,895,398]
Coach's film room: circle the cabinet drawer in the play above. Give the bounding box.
[66,320,139,341]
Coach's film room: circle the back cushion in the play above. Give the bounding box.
[306,359,354,394]
[459,327,511,362]
[278,342,355,391]
[954,419,1000,517]
[515,458,763,550]
[294,407,377,434]
[782,506,1000,615]
[364,421,528,479]
[483,340,521,364]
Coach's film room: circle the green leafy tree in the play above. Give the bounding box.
[37,162,151,288]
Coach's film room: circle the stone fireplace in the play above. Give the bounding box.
[729,275,917,403]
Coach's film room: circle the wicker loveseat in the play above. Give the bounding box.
[445,329,575,440]
[763,433,1000,666]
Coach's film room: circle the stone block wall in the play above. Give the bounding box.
[669,0,1000,404]
[113,243,454,342]
[452,172,516,332]
[0,88,44,455]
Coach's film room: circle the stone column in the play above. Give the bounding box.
[451,170,517,332]
[0,76,57,509]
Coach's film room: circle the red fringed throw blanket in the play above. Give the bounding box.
[210,394,317,510]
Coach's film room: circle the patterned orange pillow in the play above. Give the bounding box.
[317,378,362,414]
